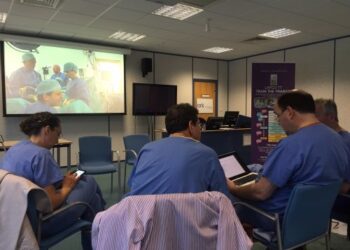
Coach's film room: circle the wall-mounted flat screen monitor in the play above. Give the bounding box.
[1,35,127,116]
[223,111,240,127]
[133,83,177,116]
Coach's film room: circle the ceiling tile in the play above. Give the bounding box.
[59,0,110,16]
[52,11,95,25]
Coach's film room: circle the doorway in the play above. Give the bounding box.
[193,80,217,121]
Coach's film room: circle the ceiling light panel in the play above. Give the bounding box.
[152,3,203,20]
[0,12,7,23]
[109,31,146,42]
[259,28,301,39]
[203,47,233,53]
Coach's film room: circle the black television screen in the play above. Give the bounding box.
[223,111,240,127]
[1,36,127,116]
[133,83,177,115]
[206,117,224,130]
[236,115,251,128]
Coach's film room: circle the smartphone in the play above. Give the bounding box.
[74,170,85,179]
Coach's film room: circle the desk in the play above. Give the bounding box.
[201,128,251,164]
[1,139,72,169]
[162,128,252,164]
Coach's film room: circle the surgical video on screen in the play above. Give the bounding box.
[3,40,125,115]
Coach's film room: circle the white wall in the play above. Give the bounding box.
[335,37,350,130]
[285,41,334,98]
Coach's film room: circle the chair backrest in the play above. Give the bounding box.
[79,136,112,164]
[92,191,252,250]
[281,181,341,249]
[123,134,150,162]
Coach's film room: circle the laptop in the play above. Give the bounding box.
[218,151,258,186]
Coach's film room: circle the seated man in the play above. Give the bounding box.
[127,103,231,199]
[227,90,348,230]
[315,98,350,214]
[1,112,105,250]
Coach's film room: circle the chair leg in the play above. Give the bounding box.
[118,168,121,199]
[325,233,330,250]
[110,173,113,193]
[123,162,127,194]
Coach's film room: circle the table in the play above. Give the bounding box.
[1,138,72,169]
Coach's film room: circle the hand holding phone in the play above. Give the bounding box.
[74,170,85,179]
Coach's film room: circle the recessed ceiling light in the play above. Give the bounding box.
[0,12,8,23]
[203,47,233,53]
[109,31,146,42]
[259,28,301,39]
[152,3,203,21]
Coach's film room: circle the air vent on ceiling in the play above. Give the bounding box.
[241,36,271,43]
[19,0,61,9]
[146,0,217,7]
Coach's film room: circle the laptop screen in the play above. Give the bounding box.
[218,152,248,179]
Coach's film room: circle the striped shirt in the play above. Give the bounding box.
[92,191,252,250]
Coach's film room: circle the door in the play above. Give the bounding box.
[193,80,217,121]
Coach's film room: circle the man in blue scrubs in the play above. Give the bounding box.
[127,103,232,199]
[315,98,350,218]
[228,90,348,230]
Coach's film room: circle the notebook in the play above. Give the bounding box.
[218,151,258,186]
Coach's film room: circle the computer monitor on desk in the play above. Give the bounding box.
[223,111,239,128]
[206,117,224,130]
[236,115,251,128]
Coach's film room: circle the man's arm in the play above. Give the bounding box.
[44,172,79,209]
[227,176,277,201]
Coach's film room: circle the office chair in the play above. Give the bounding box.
[27,192,94,250]
[122,134,151,193]
[0,169,93,250]
[234,181,341,250]
[78,136,121,193]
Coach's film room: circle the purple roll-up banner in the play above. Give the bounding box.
[251,63,295,164]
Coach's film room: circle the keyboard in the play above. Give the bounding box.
[233,174,257,186]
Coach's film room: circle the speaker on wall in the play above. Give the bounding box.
[141,58,152,77]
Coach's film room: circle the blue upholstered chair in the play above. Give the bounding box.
[27,189,94,250]
[235,181,341,250]
[78,136,121,193]
[122,134,151,192]
[0,169,93,250]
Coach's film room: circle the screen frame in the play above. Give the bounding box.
[132,83,177,116]
[1,37,128,117]
[218,151,250,180]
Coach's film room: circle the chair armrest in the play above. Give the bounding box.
[112,150,121,161]
[234,201,278,221]
[123,149,138,160]
[234,201,282,249]
[42,201,95,221]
